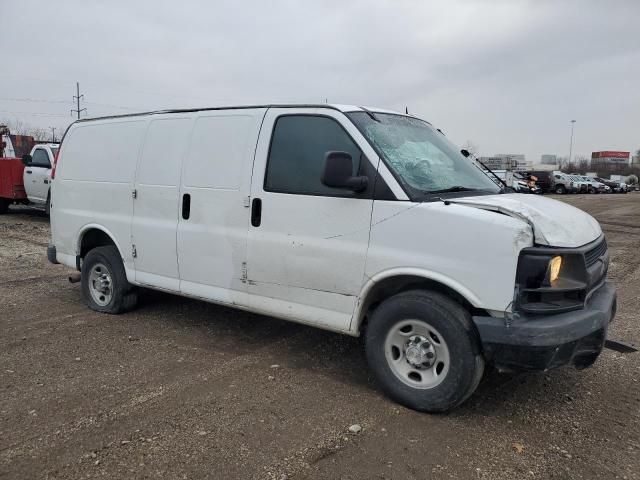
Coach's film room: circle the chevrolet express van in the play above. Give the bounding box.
[48,104,616,412]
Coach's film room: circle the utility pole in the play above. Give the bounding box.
[50,127,56,142]
[568,119,576,165]
[71,82,86,119]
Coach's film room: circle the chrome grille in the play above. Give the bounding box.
[585,238,607,268]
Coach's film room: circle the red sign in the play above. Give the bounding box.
[592,151,630,159]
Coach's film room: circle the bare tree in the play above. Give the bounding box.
[0,118,62,142]
[29,127,50,142]
[576,155,590,174]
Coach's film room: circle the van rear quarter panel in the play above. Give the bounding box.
[53,120,147,269]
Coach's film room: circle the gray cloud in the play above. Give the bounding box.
[2,0,638,160]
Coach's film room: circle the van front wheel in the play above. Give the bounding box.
[365,290,484,412]
[81,246,137,314]
[555,185,566,194]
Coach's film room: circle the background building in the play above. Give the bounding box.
[540,154,558,165]
[591,151,630,172]
[479,154,528,171]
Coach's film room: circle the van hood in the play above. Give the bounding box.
[449,193,601,248]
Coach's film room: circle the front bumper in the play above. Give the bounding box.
[473,282,616,371]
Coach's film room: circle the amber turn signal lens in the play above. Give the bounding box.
[549,256,562,283]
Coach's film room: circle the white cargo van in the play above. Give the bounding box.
[48,105,616,412]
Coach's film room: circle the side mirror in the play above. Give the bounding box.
[21,154,32,166]
[321,151,369,192]
[460,149,470,157]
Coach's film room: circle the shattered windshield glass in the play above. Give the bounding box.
[347,112,501,199]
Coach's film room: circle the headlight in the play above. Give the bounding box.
[548,256,562,283]
[515,252,588,314]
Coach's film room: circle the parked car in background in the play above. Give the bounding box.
[526,170,553,193]
[580,175,606,194]
[568,174,589,193]
[551,171,576,194]
[489,170,541,194]
[21,144,58,213]
[0,143,58,214]
[595,177,628,194]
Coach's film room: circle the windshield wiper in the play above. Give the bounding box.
[425,186,479,194]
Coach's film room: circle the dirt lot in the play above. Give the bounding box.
[1,194,639,480]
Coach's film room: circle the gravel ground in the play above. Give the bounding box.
[1,195,639,480]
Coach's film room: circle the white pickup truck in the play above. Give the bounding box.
[21,144,59,214]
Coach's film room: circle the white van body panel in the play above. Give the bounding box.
[245,107,375,332]
[53,119,146,275]
[132,116,193,291]
[177,109,266,307]
[449,193,601,248]
[363,200,534,319]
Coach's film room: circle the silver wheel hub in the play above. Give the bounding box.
[384,319,451,389]
[404,335,436,368]
[88,263,113,306]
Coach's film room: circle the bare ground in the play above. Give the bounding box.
[1,194,639,480]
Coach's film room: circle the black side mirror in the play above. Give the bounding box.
[460,149,470,157]
[321,151,369,192]
[21,154,32,166]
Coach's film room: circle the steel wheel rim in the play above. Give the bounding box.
[384,319,450,389]
[88,262,113,306]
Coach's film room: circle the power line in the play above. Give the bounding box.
[71,82,87,119]
[84,101,138,111]
[0,97,69,104]
[0,96,143,112]
[0,109,67,118]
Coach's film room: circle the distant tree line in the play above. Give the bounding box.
[1,118,59,142]
[559,152,640,179]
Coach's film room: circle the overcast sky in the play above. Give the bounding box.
[1,0,638,161]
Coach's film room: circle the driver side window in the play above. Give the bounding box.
[264,115,363,196]
[31,149,51,168]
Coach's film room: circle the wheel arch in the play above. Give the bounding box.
[76,225,125,266]
[351,269,487,335]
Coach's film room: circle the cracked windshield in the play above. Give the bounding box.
[348,112,500,197]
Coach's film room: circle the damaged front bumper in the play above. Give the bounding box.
[472,281,616,371]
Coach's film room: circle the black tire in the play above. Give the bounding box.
[0,198,8,214]
[45,190,50,216]
[555,185,566,194]
[81,245,138,314]
[365,290,484,413]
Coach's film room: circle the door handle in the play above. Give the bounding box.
[182,193,191,220]
[251,198,262,227]
[26,170,32,174]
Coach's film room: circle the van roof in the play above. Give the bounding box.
[73,103,407,124]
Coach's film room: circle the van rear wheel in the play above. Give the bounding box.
[365,290,484,413]
[81,245,137,314]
